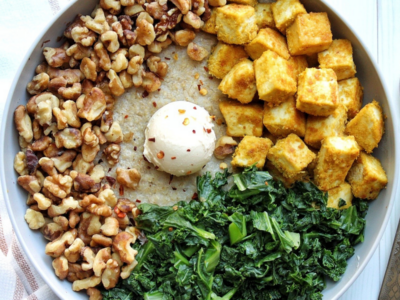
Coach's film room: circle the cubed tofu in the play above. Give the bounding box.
[255,3,275,29]
[296,68,339,117]
[288,55,308,79]
[327,182,353,210]
[245,28,290,60]
[207,42,248,79]
[228,0,257,7]
[314,136,360,191]
[267,133,316,178]
[218,59,256,104]
[254,50,297,105]
[263,97,306,137]
[219,100,264,137]
[347,152,388,200]
[271,0,307,34]
[318,39,357,81]
[265,161,306,188]
[202,9,217,35]
[338,77,363,119]
[304,105,347,149]
[216,4,258,45]
[345,100,384,153]
[286,12,333,56]
[231,136,273,168]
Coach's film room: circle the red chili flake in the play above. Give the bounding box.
[197,85,201,91]
[203,127,206,132]
[127,167,131,169]
[193,106,197,110]
[204,66,209,72]
[118,212,126,218]
[119,185,124,196]
[172,187,177,190]
[169,175,174,184]
[158,88,161,92]
[114,206,121,214]
[192,130,196,134]
[106,176,116,186]
[124,115,129,119]
[108,168,112,173]
[171,156,176,160]
[206,129,212,134]
[265,181,269,186]
[165,57,171,60]
[183,189,186,192]
[134,146,137,151]
[147,166,151,169]
[187,149,191,152]
[168,227,173,232]
[200,80,204,85]
[142,91,149,98]
[155,166,159,170]
[187,171,191,175]
[136,199,142,203]
[209,76,213,80]
[143,155,149,162]
[152,102,157,107]
[148,138,156,142]
[41,39,50,48]
[192,193,198,200]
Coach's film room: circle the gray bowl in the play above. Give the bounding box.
[1,0,398,299]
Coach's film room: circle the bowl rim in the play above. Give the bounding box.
[1,0,398,299]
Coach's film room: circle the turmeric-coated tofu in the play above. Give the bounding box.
[254,50,297,105]
[314,136,360,191]
[288,55,308,79]
[231,136,273,168]
[216,4,258,45]
[218,59,256,104]
[304,105,347,149]
[347,152,388,200]
[345,100,384,153]
[318,39,357,81]
[202,9,217,35]
[338,77,363,119]
[219,100,263,137]
[271,0,307,34]
[286,12,333,56]
[207,42,248,79]
[267,133,316,178]
[245,28,290,60]
[255,3,275,29]
[265,161,306,188]
[296,68,339,117]
[327,182,353,210]
[263,97,306,138]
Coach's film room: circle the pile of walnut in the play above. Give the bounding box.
[13,0,215,297]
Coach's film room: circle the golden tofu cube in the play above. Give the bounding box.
[255,3,275,29]
[245,28,290,60]
[207,42,248,79]
[347,152,388,200]
[202,9,217,35]
[254,50,297,105]
[271,0,307,34]
[218,59,257,104]
[265,161,306,188]
[228,0,257,7]
[263,97,306,138]
[216,4,258,45]
[327,182,353,210]
[219,100,264,137]
[338,77,363,119]
[314,136,360,191]
[318,39,356,81]
[304,105,347,149]
[286,12,333,56]
[267,133,316,178]
[345,100,384,153]
[231,136,273,168]
[288,55,308,79]
[296,68,339,117]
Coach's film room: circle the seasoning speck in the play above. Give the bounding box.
[119,185,124,196]
[152,102,157,107]
[173,53,178,60]
[204,66,209,72]
[192,192,198,200]
[124,115,128,119]
[200,88,208,96]
[183,118,190,125]
[187,149,191,152]
[178,109,186,114]
[193,106,197,110]
[172,187,177,190]
[165,57,170,60]
[194,73,200,79]
[148,138,156,142]
[206,128,212,134]
[134,146,137,151]
[142,91,149,98]
[192,130,196,134]
[157,151,165,159]
[136,199,142,203]
[171,156,176,160]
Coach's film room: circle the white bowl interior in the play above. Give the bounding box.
[1,0,397,299]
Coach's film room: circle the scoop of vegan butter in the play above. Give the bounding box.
[143,101,216,177]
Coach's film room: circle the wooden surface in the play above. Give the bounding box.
[0,0,399,299]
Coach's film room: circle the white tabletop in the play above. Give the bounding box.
[0,0,399,299]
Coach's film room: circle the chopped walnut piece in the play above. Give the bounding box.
[54,128,83,149]
[14,152,28,176]
[39,157,57,176]
[116,198,136,213]
[25,149,39,174]
[124,4,145,16]
[14,105,33,143]
[170,0,190,14]
[111,52,129,73]
[81,195,112,217]
[17,175,42,195]
[119,70,134,89]
[43,47,70,68]
[78,87,107,121]
[113,231,138,264]
[73,154,94,174]
[101,30,120,53]
[103,143,121,165]
[65,238,85,263]
[33,193,52,210]
[53,216,69,231]
[146,2,168,19]
[72,276,102,292]
[59,83,82,100]
[214,136,237,159]
[74,173,101,193]
[81,57,98,82]
[100,0,122,14]
[187,42,209,61]
[48,77,67,93]
[183,11,204,29]
[67,263,94,283]
[132,65,144,87]
[120,260,138,279]
[43,143,63,158]
[82,79,95,95]
[98,189,117,207]
[127,56,143,75]
[69,211,81,229]
[136,19,156,46]
[171,29,196,46]
[48,197,79,218]
[45,229,77,257]
[101,217,119,236]
[47,67,84,84]
[142,71,162,93]
[94,41,112,71]
[27,73,49,95]
[32,119,42,140]
[82,144,101,163]
[148,38,172,54]
[81,8,110,34]
[89,165,105,183]
[25,208,45,230]
[31,136,52,152]
[104,122,123,143]
[78,213,101,244]
[42,222,64,241]
[44,174,73,198]
[66,43,93,60]
[147,56,168,77]
[107,69,125,96]
[71,26,97,47]
[102,259,120,290]
[116,168,141,190]
[87,287,103,300]
[52,150,77,173]
[93,247,111,277]
[91,234,113,247]
[52,255,69,280]
[83,127,100,147]
[128,44,145,59]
